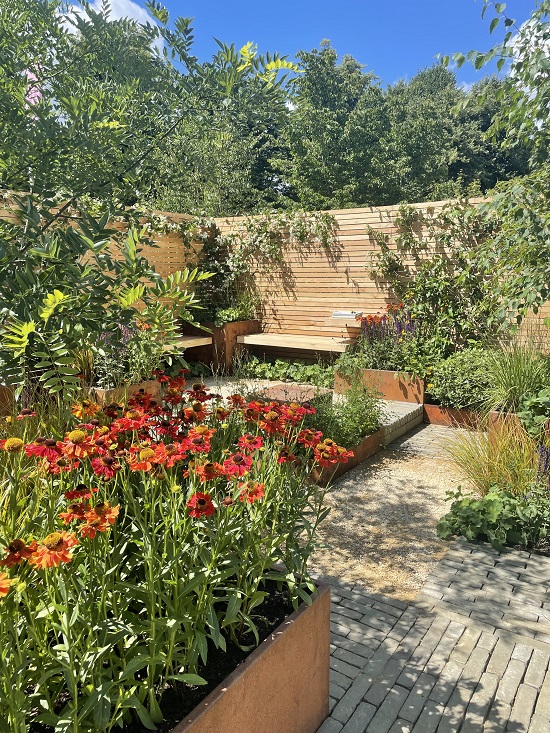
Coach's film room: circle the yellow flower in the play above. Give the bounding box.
[4,437,24,453]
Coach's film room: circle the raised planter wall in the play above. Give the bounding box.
[312,428,384,486]
[335,369,425,404]
[182,320,260,373]
[423,404,479,428]
[92,379,162,404]
[170,583,330,733]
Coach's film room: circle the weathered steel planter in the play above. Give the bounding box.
[92,379,162,404]
[182,320,260,373]
[423,403,479,428]
[311,428,385,486]
[169,583,330,733]
[334,369,424,404]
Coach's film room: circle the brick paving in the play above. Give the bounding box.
[320,539,550,733]
[387,424,471,458]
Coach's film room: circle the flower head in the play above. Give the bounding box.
[238,480,265,503]
[0,539,37,567]
[0,572,15,598]
[238,433,264,452]
[223,452,253,477]
[3,437,24,453]
[29,532,78,569]
[187,491,216,518]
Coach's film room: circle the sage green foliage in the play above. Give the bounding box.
[485,345,550,413]
[437,487,550,551]
[305,386,383,449]
[237,356,334,389]
[427,349,493,410]
[518,388,550,439]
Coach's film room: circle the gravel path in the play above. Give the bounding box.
[310,449,462,602]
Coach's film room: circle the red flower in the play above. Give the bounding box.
[298,428,323,448]
[64,485,98,501]
[187,492,216,518]
[238,433,264,452]
[159,442,188,468]
[186,425,215,454]
[25,437,62,461]
[228,394,247,408]
[194,461,224,482]
[41,456,79,474]
[214,406,231,421]
[223,452,253,477]
[258,410,283,435]
[91,454,122,479]
[0,539,37,567]
[17,408,36,420]
[80,519,109,539]
[62,429,95,459]
[239,480,265,503]
[112,409,148,433]
[277,446,296,463]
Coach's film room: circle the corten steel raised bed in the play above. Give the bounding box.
[92,379,162,404]
[169,582,330,733]
[311,428,385,486]
[181,320,260,373]
[334,369,424,404]
[423,403,480,428]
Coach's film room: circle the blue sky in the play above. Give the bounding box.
[101,0,536,85]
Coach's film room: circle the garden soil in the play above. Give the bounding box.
[310,450,462,602]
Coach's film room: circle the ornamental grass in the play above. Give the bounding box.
[0,373,352,732]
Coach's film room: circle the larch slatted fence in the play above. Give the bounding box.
[1,196,548,351]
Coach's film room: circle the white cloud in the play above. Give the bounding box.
[87,0,154,26]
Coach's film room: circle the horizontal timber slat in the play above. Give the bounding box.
[237,333,353,353]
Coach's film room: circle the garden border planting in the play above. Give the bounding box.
[311,428,385,486]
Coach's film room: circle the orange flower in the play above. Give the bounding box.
[194,461,223,482]
[0,538,37,567]
[59,502,88,524]
[80,519,109,539]
[72,400,101,419]
[62,429,95,459]
[239,480,265,503]
[85,502,120,525]
[187,491,216,518]
[29,532,78,569]
[0,572,15,598]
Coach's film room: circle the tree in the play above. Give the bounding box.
[445,1,550,321]
[277,43,390,209]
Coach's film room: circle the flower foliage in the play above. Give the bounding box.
[0,373,348,729]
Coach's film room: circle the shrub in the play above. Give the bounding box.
[305,385,384,448]
[437,485,550,551]
[0,376,349,729]
[443,419,539,496]
[427,349,493,409]
[237,355,334,389]
[518,388,550,440]
[485,343,550,413]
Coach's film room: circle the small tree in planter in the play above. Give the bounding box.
[0,201,211,403]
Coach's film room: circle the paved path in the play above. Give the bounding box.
[388,423,471,459]
[321,539,550,733]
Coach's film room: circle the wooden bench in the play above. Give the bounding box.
[236,311,362,355]
[164,335,213,352]
[236,333,354,353]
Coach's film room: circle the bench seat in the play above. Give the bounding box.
[236,333,353,353]
[164,335,213,352]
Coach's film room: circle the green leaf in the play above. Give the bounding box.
[167,673,207,686]
[490,17,500,33]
